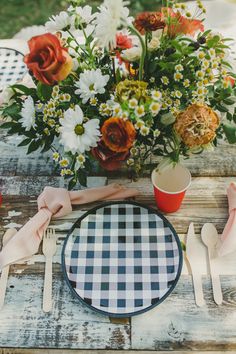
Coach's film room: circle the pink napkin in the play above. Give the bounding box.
[0,184,139,269]
[218,182,236,257]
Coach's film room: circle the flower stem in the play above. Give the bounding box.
[128,26,146,81]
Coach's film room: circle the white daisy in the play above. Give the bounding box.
[135,105,145,118]
[75,69,109,104]
[94,0,132,49]
[71,5,96,24]
[151,90,162,101]
[45,11,72,32]
[59,105,100,154]
[129,98,138,109]
[20,96,35,131]
[140,126,150,136]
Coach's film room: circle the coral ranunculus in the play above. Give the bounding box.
[101,117,136,153]
[162,9,204,37]
[24,33,73,85]
[92,141,130,171]
[116,33,133,50]
[134,12,165,35]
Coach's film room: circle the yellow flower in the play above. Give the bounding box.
[59,158,69,168]
[174,72,183,81]
[183,79,190,88]
[53,152,60,161]
[150,102,161,116]
[129,98,138,109]
[196,70,204,79]
[161,76,169,85]
[198,51,205,60]
[151,90,162,101]
[135,105,145,118]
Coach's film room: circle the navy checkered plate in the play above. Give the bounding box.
[62,202,183,317]
[0,48,27,91]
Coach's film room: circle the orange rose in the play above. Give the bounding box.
[24,33,73,85]
[162,8,204,38]
[101,117,136,153]
[134,12,165,35]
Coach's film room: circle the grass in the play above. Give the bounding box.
[0,0,162,39]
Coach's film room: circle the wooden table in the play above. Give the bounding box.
[0,129,236,354]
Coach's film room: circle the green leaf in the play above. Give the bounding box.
[216,104,228,113]
[223,124,236,144]
[37,82,53,101]
[3,103,20,117]
[78,170,87,187]
[68,178,77,191]
[27,140,41,154]
[18,138,32,147]
[11,84,35,96]
[207,35,220,48]
[0,121,14,129]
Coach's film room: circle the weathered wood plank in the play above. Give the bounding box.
[0,274,130,350]
[0,177,234,235]
[0,130,236,177]
[2,351,235,354]
[131,275,236,351]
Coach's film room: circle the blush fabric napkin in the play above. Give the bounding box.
[218,182,236,257]
[0,184,139,269]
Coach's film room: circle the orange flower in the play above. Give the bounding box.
[24,33,73,85]
[101,117,136,153]
[92,141,130,171]
[161,8,204,38]
[115,32,133,64]
[134,12,165,35]
[174,104,219,147]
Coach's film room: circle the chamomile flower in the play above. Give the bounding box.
[175,64,184,72]
[150,102,161,116]
[75,154,86,170]
[113,103,122,116]
[60,168,72,177]
[197,81,204,88]
[130,147,138,156]
[59,158,69,168]
[59,105,100,154]
[198,51,205,60]
[174,72,183,81]
[151,90,162,101]
[140,126,150,136]
[135,120,145,129]
[174,90,182,98]
[19,96,35,131]
[202,60,210,69]
[153,129,161,138]
[197,87,204,95]
[90,97,98,106]
[161,76,169,85]
[127,158,135,166]
[183,79,190,88]
[44,128,50,136]
[53,152,60,162]
[129,98,138,109]
[135,105,145,118]
[196,70,204,79]
[121,111,129,120]
[75,69,109,104]
[99,103,112,117]
[212,60,219,69]
[209,48,216,58]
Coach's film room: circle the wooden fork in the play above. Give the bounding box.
[42,228,57,313]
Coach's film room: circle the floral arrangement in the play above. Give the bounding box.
[1,0,236,188]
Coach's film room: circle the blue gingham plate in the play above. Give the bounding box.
[62,202,183,317]
[0,48,27,92]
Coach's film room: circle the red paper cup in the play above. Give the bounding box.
[151,164,191,213]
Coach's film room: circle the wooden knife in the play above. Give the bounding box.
[186,223,205,307]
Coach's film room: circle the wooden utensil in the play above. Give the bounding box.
[42,228,57,313]
[201,223,223,305]
[186,223,205,307]
[0,228,17,309]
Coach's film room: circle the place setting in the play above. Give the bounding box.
[0,0,236,350]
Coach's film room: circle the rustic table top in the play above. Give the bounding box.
[0,128,236,353]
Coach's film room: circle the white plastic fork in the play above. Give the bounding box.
[42,228,57,313]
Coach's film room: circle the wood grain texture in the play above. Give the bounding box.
[132,275,236,351]
[0,274,130,350]
[0,131,236,177]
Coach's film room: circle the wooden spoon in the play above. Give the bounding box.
[0,229,17,309]
[201,223,223,305]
